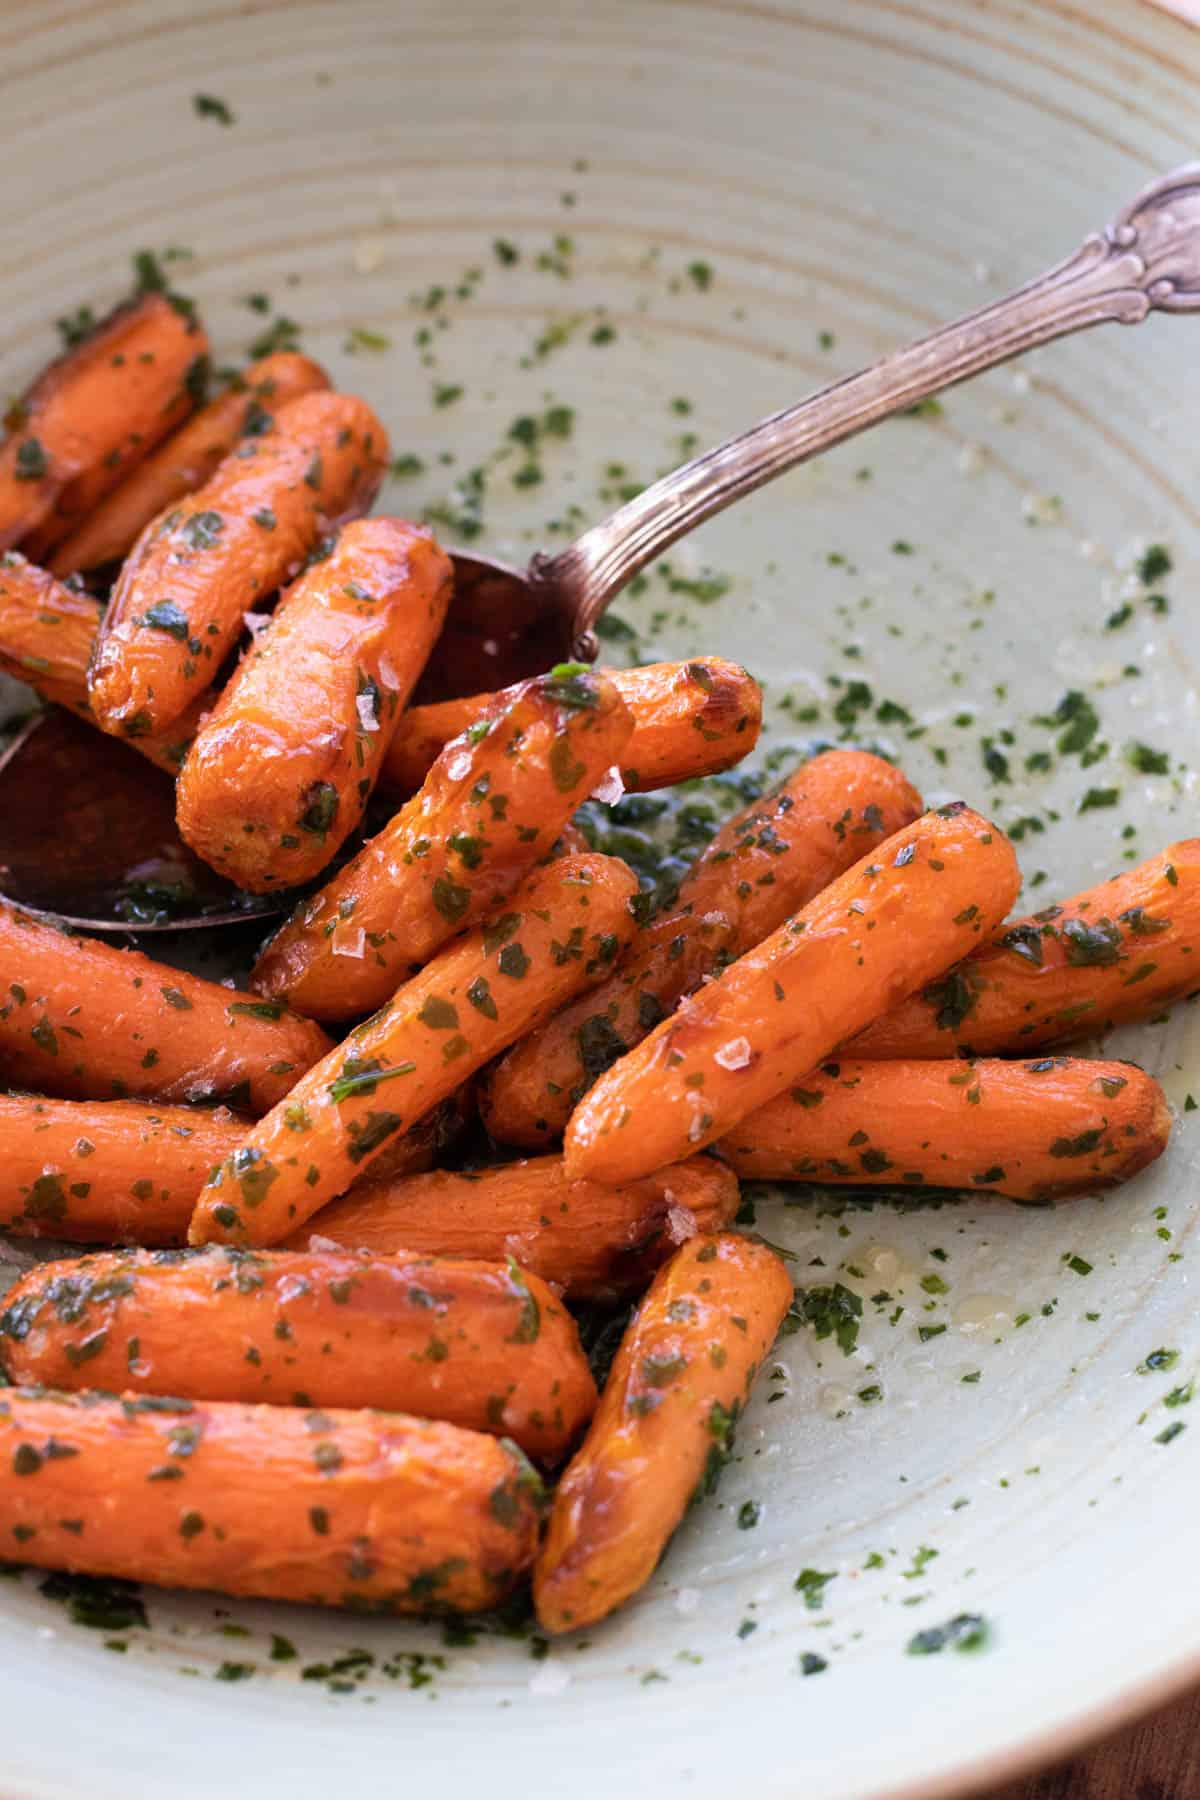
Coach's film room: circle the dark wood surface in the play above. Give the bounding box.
[979,1682,1200,1798]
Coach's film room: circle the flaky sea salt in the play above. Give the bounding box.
[714,1036,752,1071]
[590,764,625,806]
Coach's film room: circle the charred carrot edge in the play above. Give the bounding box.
[381,659,762,797]
[191,852,640,1249]
[482,750,925,1147]
[533,1232,792,1633]
[251,666,635,1022]
[718,1056,1170,1201]
[1,1246,597,1463]
[0,900,333,1114]
[563,803,1020,1185]
[849,841,1200,1059]
[176,519,453,893]
[88,390,389,737]
[48,352,330,575]
[290,1152,741,1301]
[0,293,208,554]
[0,1387,543,1614]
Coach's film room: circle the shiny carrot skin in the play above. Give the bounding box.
[0,1388,542,1614]
[482,750,924,1147]
[289,1153,742,1301]
[89,390,389,736]
[719,1056,1170,1200]
[0,294,206,554]
[564,804,1020,1185]
[48,352,330,575]
[176,519,453,892]
[534,1233,792,1633]
[0,901,332,1113]
[251,667,634,1021]
[191,853,640,1249]
[1,1246,596,1462]
[850,841,1200,1058]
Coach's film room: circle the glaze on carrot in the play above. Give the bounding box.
[563,804,1020,1185]
[191,852,640,1249]
[0,1387,542,1614]
[251,666,635,1021]
[89,390,389,736]
[534,1232,792,1633]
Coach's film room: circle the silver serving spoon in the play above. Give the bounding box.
[3,163,1198,930]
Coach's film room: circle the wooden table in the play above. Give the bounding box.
[979,1681,1200,1797]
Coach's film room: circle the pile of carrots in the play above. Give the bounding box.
[0,289,1188,1636]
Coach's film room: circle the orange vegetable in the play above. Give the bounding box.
[88,390,389,736]
[176,519,453,892]
[190,852,640,1249]
[850,840,1200,1058]
[251,666,634,1022]
[0,1387,542,1614]
[0,294,207,553]
[48,351,330,575]
[564,804,1020,1185]
[288,1152,741,1301]
[482,750,924,1146]
[0,900,332,1113]
[1,1246,596,1462]
[534,1232,792,1633]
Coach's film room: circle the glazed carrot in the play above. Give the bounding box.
[288,1153,741,1301]
[849,841,1200,1059]
[534,1232,791,1633]
[482,750,924,1147]
[381,658,762,797]
[1,1246,596,1462]
[251,666,635,1021]
[0,901,332,1112]
[719,1057,1169,1200]
[0,294,207,554]
[563,804,1020,1185]
[191,853,640,1249]
[0,1387,542,1614]
[48,352,330,575]
[176,520,453,892]
[88,390,389,737]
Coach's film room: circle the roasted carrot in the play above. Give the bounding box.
[0,1387,542,1613]
[563,804,1020,1185]
[0,901,332,1112]
[381,658,762,797]
[288,1153,741,1300]
[534,1232,792,1633]
[719,1056,1169,1200]
[1,1246,596,1461]
[850,840,1200,1059]
[251,666,635,1021]
[0,294,207,554]
[88,390,389,737]
[48,351,330,575]
[482,750,924,1146]
[191,853,640,1249]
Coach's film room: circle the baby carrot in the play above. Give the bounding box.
[88,390,389,737]
[0,293,207,553]
[849,841,1200,1058]
[191,852,640,1249]
[534,1232,792,1633]
[482,750,924,1147]
[718,1056,1170,1201]
[563,804,1019,1185]
[288,1153,742,1300]
[1,1246,596,1462]
[0,900,332,1112]
[251,666,634,1021]
[176,519,453,892]
[48,351,330,575]
[0,1387,542,1614]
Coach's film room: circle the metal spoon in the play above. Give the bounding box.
[2,163,1197,930]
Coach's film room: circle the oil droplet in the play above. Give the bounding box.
[818,1384,853,1421]
[863,1242,918,1288]
[954,1292,1017,1334]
